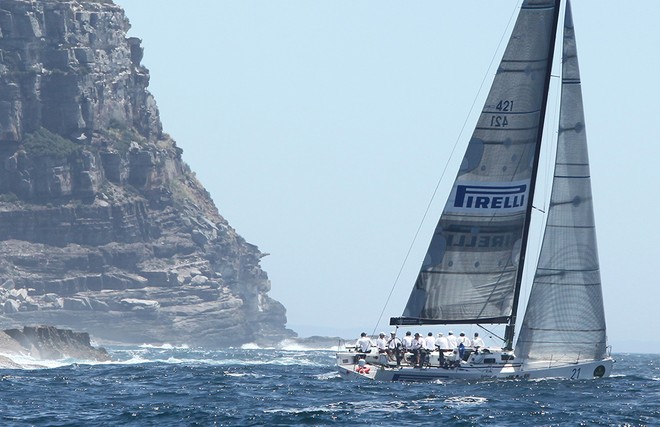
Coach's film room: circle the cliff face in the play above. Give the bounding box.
[0,0,294,347]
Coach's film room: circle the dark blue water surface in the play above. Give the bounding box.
[0,346,657,426]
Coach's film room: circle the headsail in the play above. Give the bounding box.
[392,0,561,327]
[515,0,608,362]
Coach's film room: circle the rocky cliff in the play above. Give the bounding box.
[0,0,295,347]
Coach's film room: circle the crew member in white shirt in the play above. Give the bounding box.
[458,332,471,348]
[446,331,458,349]
[375,332,387,354]
[436,333,450,351]
[411,333,424,367]
[422,332,437,366]
[386,332,403,365]
[402,331,414,352]
[355,332,373,353]
[424,332,436,351]
[435,332,450,365]
[472,332,485,350]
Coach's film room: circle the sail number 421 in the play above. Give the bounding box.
[491,100,513,127]
[490,116,508,127]
[496,100,514,111]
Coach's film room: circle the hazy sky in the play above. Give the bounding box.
[116,0,660,353]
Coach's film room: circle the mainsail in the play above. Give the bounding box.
[515,0,608,362]
[392,0,561,326]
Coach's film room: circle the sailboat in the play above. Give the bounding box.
[336,0,614,381]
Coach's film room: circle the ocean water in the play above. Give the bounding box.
[0,345,657,426]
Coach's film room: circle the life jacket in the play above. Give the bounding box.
[355,365,371,374]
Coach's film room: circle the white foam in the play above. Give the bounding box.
[0,352,108,370]
[336,400,410,415]
[0,343,335,370]
[224,371,265,379]
[443,396,488,406]
[315,371,340,380]
[138,343,190,350]
[277,339,339,351]
[240,339,339,351]
[240,342,263,350]
[263,406,332,415]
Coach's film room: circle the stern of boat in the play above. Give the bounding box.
[336,351,379,380]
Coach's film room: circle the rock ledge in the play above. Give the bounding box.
[0,325,110,363]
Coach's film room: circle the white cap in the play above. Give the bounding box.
[437,333,444,337]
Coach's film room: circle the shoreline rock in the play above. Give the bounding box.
[0,325,110,363]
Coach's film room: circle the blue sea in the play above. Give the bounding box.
[0,344,657,426]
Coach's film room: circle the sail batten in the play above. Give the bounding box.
[526,330,606,334]
[536,270,597,276]
[545,225,595,230]
[390,316,509,326]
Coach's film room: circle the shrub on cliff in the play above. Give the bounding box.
[23,128,80,160]
[99,120,148,155]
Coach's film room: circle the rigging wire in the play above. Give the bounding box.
[477,324,505,344]
[370,1,524,337]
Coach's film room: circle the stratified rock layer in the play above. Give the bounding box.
[0,0,294,347]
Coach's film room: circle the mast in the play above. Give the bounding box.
[503,0,562,351]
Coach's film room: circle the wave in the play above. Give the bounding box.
[315,371,341,380]
[240,338,341,352]
[0,339,339,370]
[262,398,494,417]
[0,351,107,370]
[264,399,411,416]
[281,341,341,352]
[138,343,190,350]
[89,345,331,368]
[443,396,488,406]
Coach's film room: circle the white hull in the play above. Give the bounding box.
[336,351,614,382]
